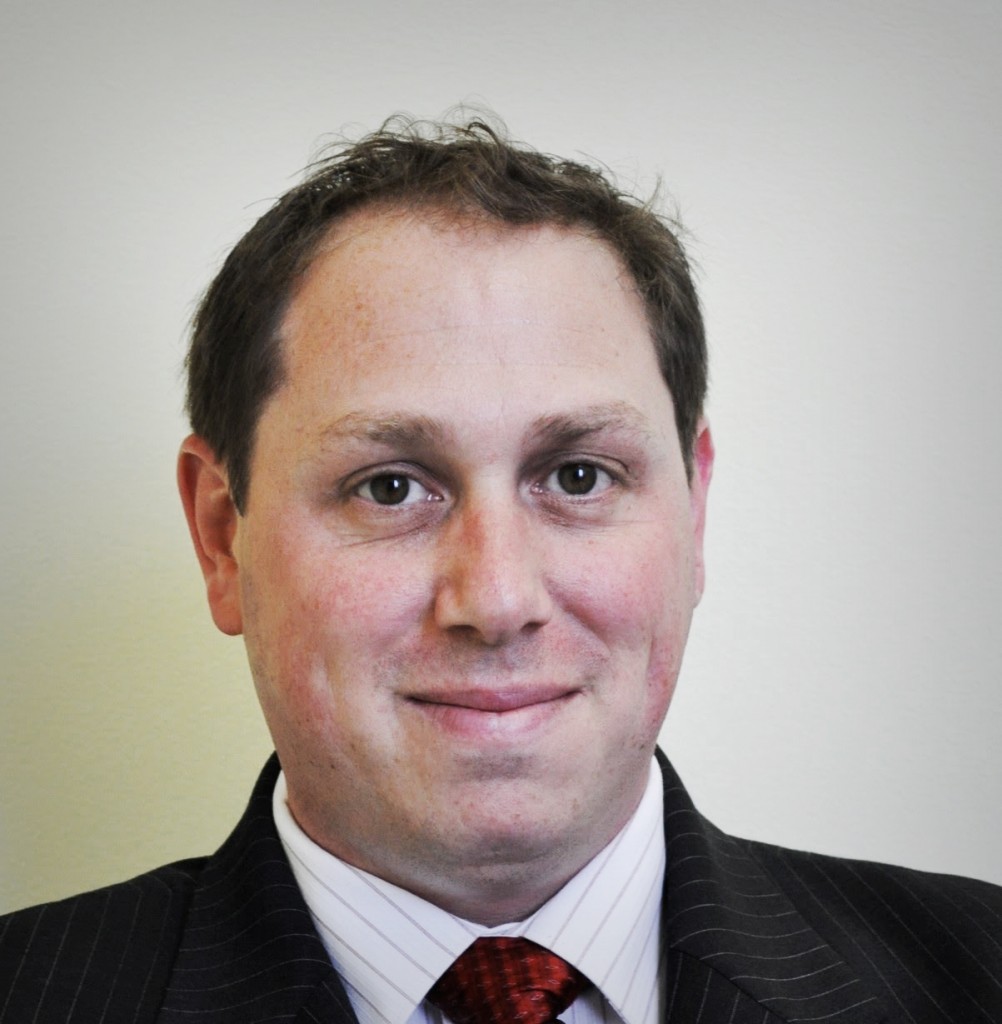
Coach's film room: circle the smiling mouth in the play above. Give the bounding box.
[407,686,576,713]
[405,686,578,738]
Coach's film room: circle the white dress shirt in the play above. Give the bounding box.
[274,760,664,1024]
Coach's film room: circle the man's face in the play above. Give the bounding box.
[192,209,711,921]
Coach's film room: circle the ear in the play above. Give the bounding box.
[177,434,243,636]
[688,419,714,604]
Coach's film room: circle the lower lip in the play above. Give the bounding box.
[408,693,576,741]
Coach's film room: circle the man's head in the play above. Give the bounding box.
[185,116,707,514]
[179,117,713,924]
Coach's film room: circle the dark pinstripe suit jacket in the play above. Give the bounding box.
[2,752,1000,1023]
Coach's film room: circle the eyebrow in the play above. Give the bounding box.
[314,412,447,450]
[312,401,655,453]
[529,401,655,448]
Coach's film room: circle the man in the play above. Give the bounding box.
[1,116,1000,1023]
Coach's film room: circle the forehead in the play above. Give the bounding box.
[282,209,649,362]
[267,209,673,446]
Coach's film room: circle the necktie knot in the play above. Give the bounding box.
[428,937,589,1024]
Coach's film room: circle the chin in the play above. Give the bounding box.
[442,798,598,870]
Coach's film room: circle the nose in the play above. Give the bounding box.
[433,496,553,645]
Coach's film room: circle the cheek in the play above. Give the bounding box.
[560,525,696,645]
[250,513,425,640]
[241,525,432,718]
[557,528,694,728]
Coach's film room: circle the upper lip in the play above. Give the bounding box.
[407,686,576,712]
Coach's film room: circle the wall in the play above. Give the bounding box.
[2,0,1000,910]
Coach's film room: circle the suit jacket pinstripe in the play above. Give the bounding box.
[2,752,1000,1023]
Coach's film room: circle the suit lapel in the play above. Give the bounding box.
[155,755,356,1024]
[657,751,888,1023]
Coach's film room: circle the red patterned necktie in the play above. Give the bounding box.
[428,937,590,1024]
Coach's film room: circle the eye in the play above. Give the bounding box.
[357,472,437,506]
[544,462,613,496]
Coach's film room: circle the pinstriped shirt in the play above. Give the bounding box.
[274,760,664,1024]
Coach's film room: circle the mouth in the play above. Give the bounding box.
[405,686,579,739]
[410,686,574,712]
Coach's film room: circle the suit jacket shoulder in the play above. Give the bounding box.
[0,857,203,1023]
[655,750,1002,1023]
[0,757,355,1024]
[746,837,1002,1022]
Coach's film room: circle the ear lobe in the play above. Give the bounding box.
[688,419,714,604]
[177,434,244,636]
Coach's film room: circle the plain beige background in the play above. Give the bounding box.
[2,1,1000,911]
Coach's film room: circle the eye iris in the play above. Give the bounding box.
[369,474,410,505]
[557,463,597,495]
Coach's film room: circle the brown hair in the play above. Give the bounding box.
[186,115,707,512]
